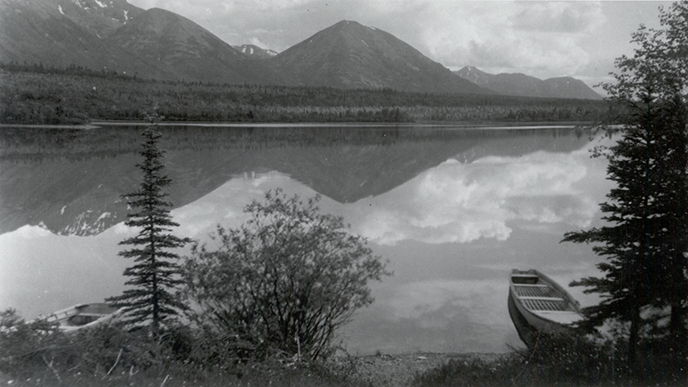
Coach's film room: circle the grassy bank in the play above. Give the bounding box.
[2,307,686,386]
[3,350,686,387]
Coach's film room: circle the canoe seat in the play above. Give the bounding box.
[519,296,565,301]
[513,285,558,298]
[521,297,573,312]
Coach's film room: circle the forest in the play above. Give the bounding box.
[0,63,611,125]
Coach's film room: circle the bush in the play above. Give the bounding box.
[0,309,68,378]
[0,309,200,384]
[182,189,391,363]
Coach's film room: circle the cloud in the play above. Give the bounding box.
[171,172,296,238]
[353,150,598,246]
[510,2,605,33]
[413,1,606,77]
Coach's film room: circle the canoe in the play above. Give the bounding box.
[44,303,123,332]
[508,269,583,348]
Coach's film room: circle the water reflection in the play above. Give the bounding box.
[351,150,599,245]
[0,125,614,354]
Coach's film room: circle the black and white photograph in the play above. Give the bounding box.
[0,0,686,385]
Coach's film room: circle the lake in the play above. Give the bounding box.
[0,123,614,354]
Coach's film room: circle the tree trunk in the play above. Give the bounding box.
[628,303,640,376]
[669,299,687,356]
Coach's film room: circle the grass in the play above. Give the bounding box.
[0,360,373,387]
[2,309,686,387]
[412,334,688,387]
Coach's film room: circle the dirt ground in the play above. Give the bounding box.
[331,352,509,386]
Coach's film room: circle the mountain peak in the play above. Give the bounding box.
[271,20,489,94]
[233,44,278,59]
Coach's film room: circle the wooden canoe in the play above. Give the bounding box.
[508,269,583,348]
[44,303,122,332]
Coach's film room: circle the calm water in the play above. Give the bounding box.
[0,124,614,354]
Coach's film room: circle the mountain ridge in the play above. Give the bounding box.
[1,0,597,97]
[455,66,601,100]
[0,0,165,78]
[105,7,278,84]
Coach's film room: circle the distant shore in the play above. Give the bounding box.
[0,120,597,130]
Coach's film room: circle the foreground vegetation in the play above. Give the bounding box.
[0,63,609,125]
[2,314,685,387]
[562,0,688,374]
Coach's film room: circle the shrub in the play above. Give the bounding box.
[182,189,391,362]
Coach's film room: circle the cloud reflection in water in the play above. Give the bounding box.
[352,148,599,246]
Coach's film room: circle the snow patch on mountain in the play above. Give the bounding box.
[94,0,107,8]
[58,5,65,15]
[58,210,115,236]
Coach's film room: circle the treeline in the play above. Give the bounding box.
[0,61,138,80]
[0,65,612,125]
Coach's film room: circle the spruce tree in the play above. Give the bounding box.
[563,0,688,372]
[107,127,189,332]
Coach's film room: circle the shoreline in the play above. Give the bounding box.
[0,120,597,130]
[330,352,511,386]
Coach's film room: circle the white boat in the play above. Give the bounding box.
[508,269,583,348]
[44,303,122,332]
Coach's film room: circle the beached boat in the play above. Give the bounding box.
[508,269,583,348]
[44,303,122,332]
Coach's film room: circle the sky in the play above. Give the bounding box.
[126,0,674,90]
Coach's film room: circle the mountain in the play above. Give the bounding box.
[105,8,278,84]
[0,0,164,78]
[50,0,144,38]
[455,66,602,100]
[1,0,144,38]
[542,77,603,100]
[234,44,279,59]
[0,0,277,83]
[5,1,584,96]
[268,20,489,94]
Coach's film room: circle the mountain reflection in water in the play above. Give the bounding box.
[0,124,614,353]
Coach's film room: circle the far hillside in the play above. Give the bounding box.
[455,66,603,100]
[0,64,611,125]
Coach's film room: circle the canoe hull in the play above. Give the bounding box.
[508,269,583,348]
[45,303,122,332]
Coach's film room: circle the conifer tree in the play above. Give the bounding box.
[563,0,688,372]
[107,127,189,332]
